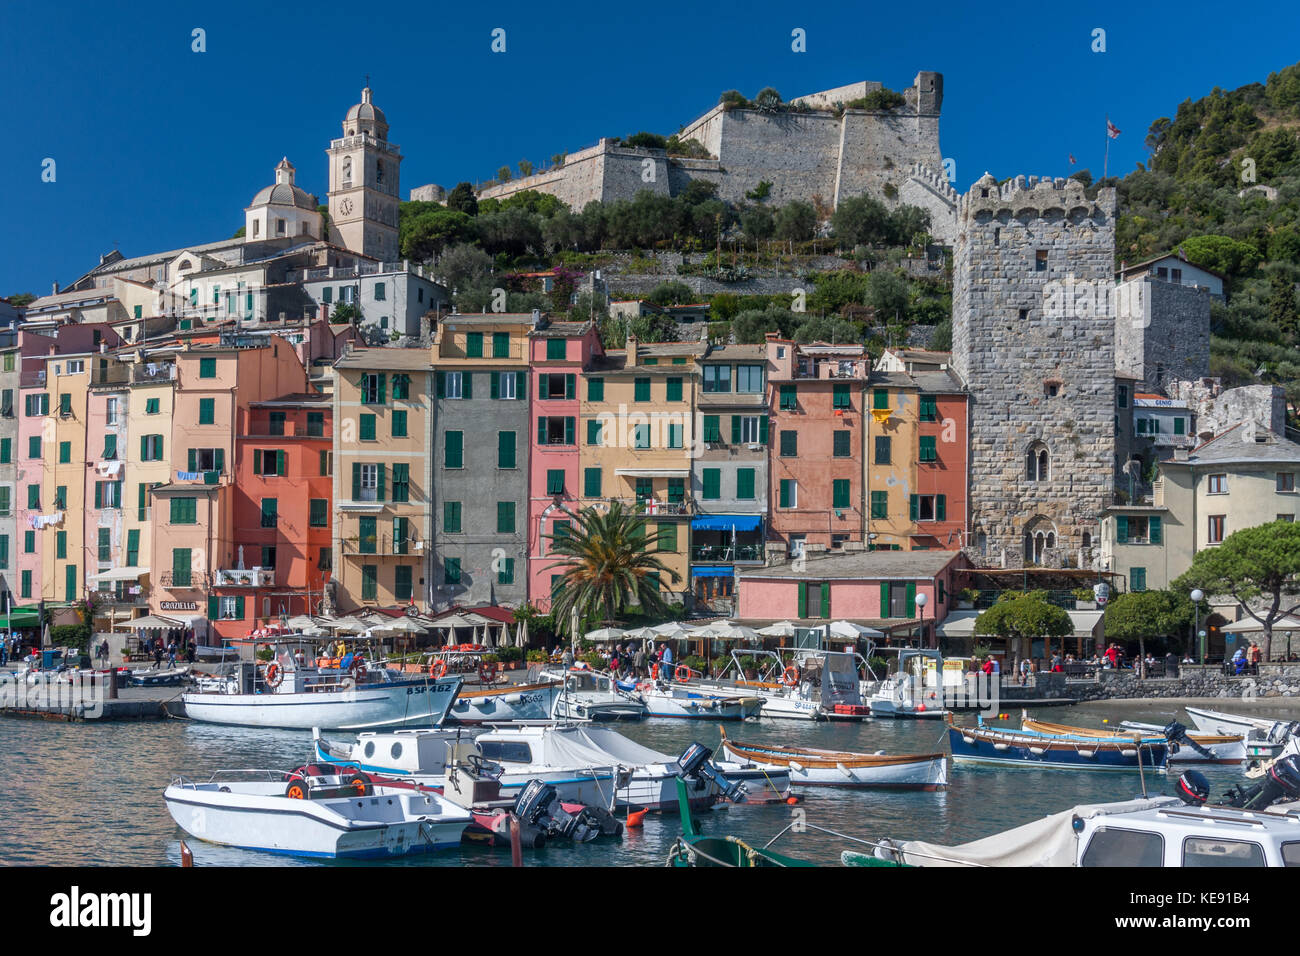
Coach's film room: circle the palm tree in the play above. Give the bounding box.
[543,502,682,636]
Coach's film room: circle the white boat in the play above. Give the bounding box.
[869,648,949,719]
[634,681,764,720]
[718,728,947,789]
[1111,720,1248,763]
[864,796,1300,867]
[1185,705,1299,740]
[311,726,623,806]
[181,643,463,730]
[545,667,647,721]
[445,679,562,724]
[163,770,473,859]
[474,723,790,810]
[677,650,825,721]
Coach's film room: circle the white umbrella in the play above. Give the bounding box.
[830,620,886,639]
[329,616,368,634]
[757,620,800,638]
[623,626,659,641]
[700,620,761,642]
[515,618,527,649]
[584,627,626,643]
[651,622,690,639]
[384,617,430,636]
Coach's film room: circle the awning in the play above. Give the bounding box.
[613,468,690,477]
[692,514,762,533]
[692,566,734,578]
[90,566,149,583]
[0,608,41,628]
[1222,614,1300,632]
[1066,610,1103,638]
[936,610,979,637]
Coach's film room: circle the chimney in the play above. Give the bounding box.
[319,303,329,322]
[1173,446,1189,462]
[531,308,543,328]
[52,282,59,295]
[625,332,638,366]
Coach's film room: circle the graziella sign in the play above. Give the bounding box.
[159,602,198,612]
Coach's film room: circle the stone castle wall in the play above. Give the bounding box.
[900,162,959,244]
[953,173,1118,566]
[1115,276,1211,391]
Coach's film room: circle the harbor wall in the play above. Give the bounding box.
[1064,664,1300,702]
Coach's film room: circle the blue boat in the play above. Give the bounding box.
[947,718,1168,771]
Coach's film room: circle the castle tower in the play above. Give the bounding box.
[327,86,402,261]
[952,173,1117,566]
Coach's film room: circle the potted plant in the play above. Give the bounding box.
[957,588,979,609]
[1073,587,1097,610]
[526,649,547,664]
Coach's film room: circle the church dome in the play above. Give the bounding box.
[248,158,317,210]
[343,86,389,138]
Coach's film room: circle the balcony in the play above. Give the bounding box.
[342,534,426,557]
[90,366,131,387]
[212,568,275,588]
[612,497,692,516]
[133,363,176,384]
[691,542,763,563]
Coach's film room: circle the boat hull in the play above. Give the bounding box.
[445,682,561,724]
[182,677,461,730]
[1184,706,1280,737]
[163,784,469,859]
[721,740,946,789]
[1021,718,1245,764]
[948,727,1168,771]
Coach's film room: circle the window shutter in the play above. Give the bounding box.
[1149,516,1162,544]
[759,416,768,444]
[187,448,197,472]
[730,415,741,444]
[936,494,947,521]
[1116,515,1129,543]
[539,375,550,399]
[703,469,720,499]
[797,581,808,618]
[564,417,575,445]
[905,582,917,617]
[436,371,446,398]
[909,495,919,521]
[208,596,219,620]
[537,417,547,445]
[376,464,386,502]
[352,462,361,499]
[516,370,527,399]
[377,373,387,405]
[565,374,575,399]
[490,372,500,400]
[277,451,286,476]
[820,582,831,618]
[584,467,601,497]
[464,372,474,400]
[94,483,102,508]
[236,596,245,620]
[215,448,225,473]
[587,378,603,401]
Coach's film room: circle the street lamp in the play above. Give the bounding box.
[1191,588,1205,664]
[916,592,928,648]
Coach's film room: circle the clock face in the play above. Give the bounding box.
[339,198,354,217]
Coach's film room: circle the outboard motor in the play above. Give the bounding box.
[1163,720,1214,761]
[513,780,600,843]
[1268,721,1300,744]
[1175,770,1211,806]
[1223,754,1300,809]
[675,742,748,803]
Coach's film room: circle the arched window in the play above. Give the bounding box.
[1023,516,1058,566]
[1082,531,1092,550]
[1026,442,1051,482]
[342,157,352,188]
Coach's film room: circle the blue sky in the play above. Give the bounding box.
[2,0,1298,294]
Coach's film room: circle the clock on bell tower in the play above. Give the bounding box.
[327,85,402,261]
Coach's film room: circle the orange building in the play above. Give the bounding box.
[209,394,332,642]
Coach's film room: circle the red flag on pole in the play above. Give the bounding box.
[1106,119,1121,139]
[1069,153,1077,165]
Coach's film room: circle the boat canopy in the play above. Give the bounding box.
[884,797,1179,867]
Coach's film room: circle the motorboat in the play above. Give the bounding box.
[473,723,790,810]
[676,649,872,721]
[127,665,191,687]
[718,727,947,789]
[312,726,622,806]
[162,768,473,859]
[947,717,1170,771]
[181,640,463,730]
[545,666,647,721]
[1184,705,1300,754]
[633,681,764,720]
[868,648,949,719]
[444,679,562,724]
[1019,716,1246,764]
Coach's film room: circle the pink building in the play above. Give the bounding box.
[736,550,965,645]
[525,320,603,609]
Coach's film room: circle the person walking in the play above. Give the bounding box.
[633,643,646,678]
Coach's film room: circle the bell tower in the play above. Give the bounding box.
[327,85,402,261]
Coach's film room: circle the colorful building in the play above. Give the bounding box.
[525,319,602,610]
[332,348,433,613]
[430,315,533,611]
[579,335,703,602]
[766,336,870,559]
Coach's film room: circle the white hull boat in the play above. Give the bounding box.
[445,680,562,724]
[183,675,462,730]
[869,648,949,719]
[634,681,763,720]
[1185,706,1297,738]
[546,668,647,721]
[719,729,947,789]
[312,727,621,806]
[163,773,473,859]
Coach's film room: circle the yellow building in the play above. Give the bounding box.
[41,353,92,602]
[121,348,179,607]
[578,335,702,601]
[864,373,918,551]
[332,348,434,612]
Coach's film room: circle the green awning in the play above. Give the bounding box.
[2,609,42,628]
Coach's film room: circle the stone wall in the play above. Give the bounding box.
[900,163,958,244]
[1069,664,1300,701]
[953,173,1118,566]
[1114,276,1210,391]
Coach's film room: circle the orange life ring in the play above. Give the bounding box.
[430,659,447,678]
[782,665,800,687]
[479,661,498,683]
[265,662,283,688]
[674,665,691,681]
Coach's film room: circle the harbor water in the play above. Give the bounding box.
[3,700,1291,867]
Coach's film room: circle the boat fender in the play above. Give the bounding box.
[473,698,493,708]
[503,694,523,705]
[625,808,648,828]
[1079,749,1096,758]
[699,700,715,710]
[874,750,886,756]
[1029,747,1046,756]
[1121,748,1138,757]
[788,761,805,774]
[837,762,855,779]
[962,735,975,745]
[993,743,1009,751]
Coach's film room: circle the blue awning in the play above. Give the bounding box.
[692,515,762,533]
[692,566,735,578]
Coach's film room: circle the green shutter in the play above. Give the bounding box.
[537,417,547,446]
[539,374,549,400]
[667,378,682,402]
[702,469,720,500]
[94,483,102,509]
[797,581,808,618]
[909,495,919,521]
[215,448,224,473]
[759,416,768,444]
[376,464,385,502]
[236,596,244,620]
[588,378,604,401]
[564,417,575,445]
[880,583,890,617]
[188,448,197,472]
[466,331,483,357]
[490,372,500,400]
[436,371,446,398]
[820,582,831,618]
[905,582,916,617]
[276,450,286,476]
[547,470,565,495]
[444,501,461,533]
[565,374,575,399]
[634,378,650,402]
[833,479,850,509]
[462,372,472,400]
[1116,515,1129,543]
[833,383,849,409]
[703,416,720,443]
[584,467,602,497]
[657,522,677,553]
[445,431,463,468]
[936,494,947,521]
[779,479,792,508]
[352,462,361,499]
[730,415,741,444]
[1149,516,1162,544]
[498,431,516,468]
[497,501,515,533]
[736,468,755,499]
[516,370,526,398]
[587,419,601,446]
[208,595,219,620]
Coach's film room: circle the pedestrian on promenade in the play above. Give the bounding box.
[633,644,646,677]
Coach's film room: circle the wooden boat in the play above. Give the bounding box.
[1020,717,1245,764]
[947,716,1169,771]
[718,727,947,789]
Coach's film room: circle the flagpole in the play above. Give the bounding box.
[1104,115,1110,181]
